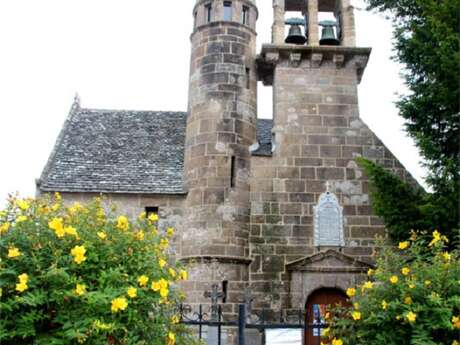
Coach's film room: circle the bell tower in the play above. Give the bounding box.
[258,0,371,173]
[182,0,258,313]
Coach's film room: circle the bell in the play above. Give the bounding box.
[285,25,307,45]
[319,21,340,46]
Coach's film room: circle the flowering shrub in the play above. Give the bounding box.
[325,231,460,345]
[0,194,201,345]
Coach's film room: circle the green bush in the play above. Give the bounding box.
[0,194,200,345]
[325,231,460,345]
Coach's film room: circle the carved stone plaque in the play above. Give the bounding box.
[314,192,344,246]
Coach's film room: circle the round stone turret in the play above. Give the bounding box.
[181,0,258,314]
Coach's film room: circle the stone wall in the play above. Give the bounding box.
[43,192,186,257]
[250,46,416,311]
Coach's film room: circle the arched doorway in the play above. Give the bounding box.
[305,288,349,345]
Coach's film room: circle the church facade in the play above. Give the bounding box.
[38,0,415,339]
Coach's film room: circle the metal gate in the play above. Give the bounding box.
[178,303,327,345]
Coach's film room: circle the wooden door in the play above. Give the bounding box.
[305,288,349,345]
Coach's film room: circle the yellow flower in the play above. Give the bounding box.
[97,231,107,240]
[346,287,356,297]
[352,311,361,320]
[148,213,158,222]
[17,200,30,211]
[361,281,374,291]
[452,316,460,329]
[404,296,413,305]
[168,268,177,278]
[159,278,168,290]
[138,275,149,287]
[127,287,137,298]
[167,332,176,345]
[18,273,29,283]
[367,268,375,276]
[15,273,29,292]
[16,215,27,223]
[401,267,410,276]
[441,252,451,262]
[167,227,174,237]
[0,222,10,234]
[151,281,161,292]
[429,230,441,246]
[398,241,409,250]
[75,284,87,296]
[171,315,180,324]
[111,297,128,313]
[49,217,65,238]
[7,246,21,258]
[332,338,343,345]
[179,269,188,281]
[138,211,146,220]
[134,231,144,241]
[323,327,330,336]
[116,216,129,231]
[16,282,28,292]
[353,302,360,310]
[424,280,431,286]
[160,287,169,298]
[406,311,417,323]
[70,245,87,264]
[381,300,388,310]
[64,226,78,237]
[390,275,398,284]
[453,341,459,345]
[159,258,167,268]
[159,238,169,250]
[409,283,416,289]
[54,192,62,201]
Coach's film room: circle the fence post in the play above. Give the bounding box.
[238,304,246,345]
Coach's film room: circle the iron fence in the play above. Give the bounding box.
[178,303,328,345]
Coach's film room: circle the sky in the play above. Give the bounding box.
[0,0,426,203]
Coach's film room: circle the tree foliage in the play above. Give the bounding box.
[357,157,459,244]
[0,194,200,345]
[366,0,460,189]
[326,231,460,345]
[357,0,460,243]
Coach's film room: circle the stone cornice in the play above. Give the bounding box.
[257,44,372,85]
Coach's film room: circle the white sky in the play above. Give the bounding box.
[0,0,426,202]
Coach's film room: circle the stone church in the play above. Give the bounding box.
[37,0,415,341]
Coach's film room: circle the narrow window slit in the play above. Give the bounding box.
[205,3,212,23]
[230,156,236,188]
[245,68,250,89]
[223,1,232,21]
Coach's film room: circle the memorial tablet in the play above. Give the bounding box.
[314,192,344,246]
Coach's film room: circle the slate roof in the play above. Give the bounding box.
[39,105,273,194]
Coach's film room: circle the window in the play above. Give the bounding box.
[205,3,212,23]
[230,156,236,188]
[223,1,232,21]
[194,10,198,28]
[242,6,249,25]
[145,206,159,218]
[245,68,250,89]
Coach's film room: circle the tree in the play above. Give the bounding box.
[326,231,460,345]
[0,194,200,345]
[359,0,460,242]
